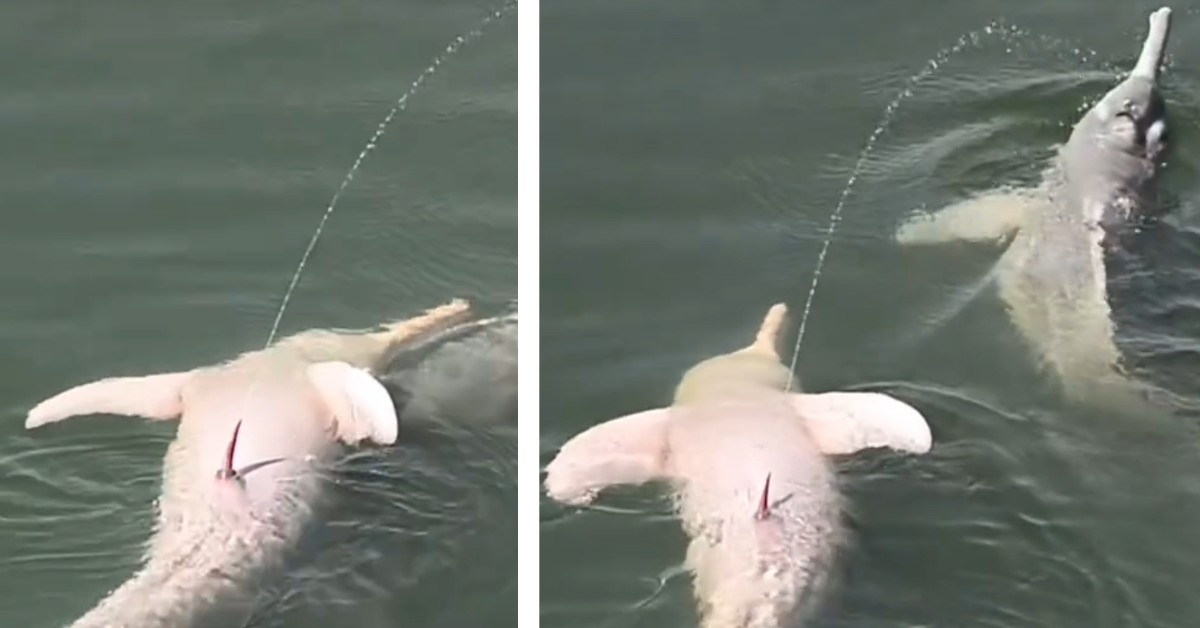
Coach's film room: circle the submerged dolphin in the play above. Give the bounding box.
[24,299,493,628]
[894,7,1173,406]
[543,304,932,628]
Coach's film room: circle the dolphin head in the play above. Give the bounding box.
[1065,7,1172,235]
[1094,78,1168,162]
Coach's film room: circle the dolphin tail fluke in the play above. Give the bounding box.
[1131,7,1172,81]
[25,371,193,428]
[544,407,672,506]
[895,188,1041,247]
[791,391,933,455]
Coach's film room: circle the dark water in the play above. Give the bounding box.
[542,1,1200,627]
[0,1,517,626]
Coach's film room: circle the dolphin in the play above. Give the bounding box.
[23,298,491,628]
[543,303,932,628]
[894,7,1173,407]
[378,307,518,427]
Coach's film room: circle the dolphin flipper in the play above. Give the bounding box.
[544,407,672,506]
[307,361,399,446]
[791,392,933,455]
[895,188,1045,246]
[25,371,193,428]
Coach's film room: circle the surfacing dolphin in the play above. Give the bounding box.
[24,298,504,628]
[544,303,932,628]
[895,7,1173,407]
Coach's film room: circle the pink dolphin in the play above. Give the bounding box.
[24,299,483,628]
[544,303,932,628]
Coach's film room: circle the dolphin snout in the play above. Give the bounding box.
[1132,6,1172,80]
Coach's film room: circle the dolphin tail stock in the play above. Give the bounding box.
[543,407,672,507]
[1038,332,1168,418]
[790,391,933,455]
[894,187,1046,247]
[1057,366,1162,417]
[1132,7,1172,81]
[25,370,195,429]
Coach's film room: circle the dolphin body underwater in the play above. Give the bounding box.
[544,304,932,628]
[23,299,515,628]
[895,7,1174,406]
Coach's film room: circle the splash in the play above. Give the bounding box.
[229,2,516,430]
[783,19,1107,390]
[264,0,517,348]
